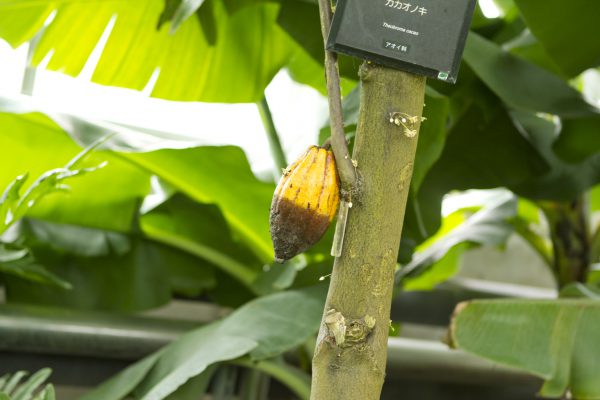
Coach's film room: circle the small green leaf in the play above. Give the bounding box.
[11,368,51,400]
[41,385,55,400]
[13,162,106,224]
[0,374,9,392]
[0,174,29,233]
[2,371,27,396]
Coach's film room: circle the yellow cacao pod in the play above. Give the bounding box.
[270,145,340,263]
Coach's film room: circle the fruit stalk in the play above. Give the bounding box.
[317,0,357,194]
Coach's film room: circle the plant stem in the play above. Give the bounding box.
[257,95,287,175]
[591,224,600,264]
[232,358,311,400]
[21,30,42,96]
[317,0,357,195]
[538,198,591,288]
[239,368,263,400]
[310,64,426,400]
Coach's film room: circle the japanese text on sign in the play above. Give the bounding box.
[383,40,409,52]
[384,0,428,16]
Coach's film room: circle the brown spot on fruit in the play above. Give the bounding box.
[271,199,333,262]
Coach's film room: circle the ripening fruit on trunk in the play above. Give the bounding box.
[270,145,340,263]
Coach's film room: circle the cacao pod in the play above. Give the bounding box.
[270,145,340,263]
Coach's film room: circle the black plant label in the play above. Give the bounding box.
[327,0,476,83]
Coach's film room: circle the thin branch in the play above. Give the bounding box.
[317,0,357,195]
[257,95,287,175]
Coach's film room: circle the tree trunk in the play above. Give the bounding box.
[310,63,426,400]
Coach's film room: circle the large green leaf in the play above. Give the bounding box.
[18,218,131,258]
[3,219,216,311]
[0,2,52,47]
[510,111,600,200]
[463,33,600,165]
[464,32,598,117]
[451,300,600,399]
[136,325,256,400]
[503,30,564,77]
[553,115,600,163]
[399,191,517,290]
[0,100,276,263]
[0,111,150,232]
[83,285,325,400]
[79,353,162,400]
[413,88,451,193]
[410,91,548,240]
[141,194,262,291]
[514,0,600,77]
[125,147,275,262]
[0,0,294,102]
